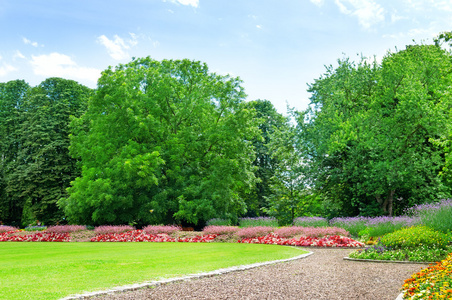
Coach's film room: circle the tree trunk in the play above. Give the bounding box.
[387,190,395,216]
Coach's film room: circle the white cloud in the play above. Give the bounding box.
[0,63,17,76]
[256,25,262,29]
[97,33,138,60]
[334,0,385,29]
[13,50,26,60]
[164,0,199,7]
[30,52,101,83]
[22,37,40,47]
[310,0,324,7]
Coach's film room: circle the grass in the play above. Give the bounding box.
[0,242,307,300]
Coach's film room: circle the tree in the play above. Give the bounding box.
[298,43,452,216]
[3,78,91,225]
[243,99,286,217]
[60,57,259,226]
[0,80,30,225]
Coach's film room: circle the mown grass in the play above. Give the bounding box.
[0,242,307,300]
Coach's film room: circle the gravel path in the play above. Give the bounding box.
[88,248,427,300]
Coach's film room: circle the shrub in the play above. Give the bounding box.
[293,217,328,227]
[0,225,18,233]
[46,225,86,233]
[365,216,420,237]
[239,217,278,227]
[236,226,275,238]
[94,225,134,235]
[142,225,181,235]
[24,225,47,231]
[406,198,452,234]
[380,226,450,250]
[274,226,349,238]
[206,218,232,226]
[202,226,239,235]
[329,217,368,237]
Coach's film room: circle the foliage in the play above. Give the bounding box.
[0,78,91,226]
[0,80,31,226]
[94,225,134,235]
[329,217,368,237]
[24,225,47,232]
[46,225,86,233]
[61,57,258,226]
[262,112,316,225]
[402,252,452,299]
[206,218,232,226]
[380,226,450,250]
[142,225,181,235]
[0,225,17,233]
[293,216,328,227]
[202,225,239,235]
[239,217,278,227]
[236,226,275,238]
[406,198,452,234]
[297,43,452,217]
[243,99,287,217]
[0,242,306,300]
[349,244,451,262]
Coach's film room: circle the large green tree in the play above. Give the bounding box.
[2,78,91,225]
[243,99,286,217]
[60,57,259,226]
[0,80,30,225]
[298,43,452,216]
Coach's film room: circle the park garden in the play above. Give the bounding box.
[2,33,452,299]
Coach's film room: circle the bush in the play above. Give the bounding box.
[206,218,232,226]
[293,217,328,227]
[202,226,239,235]
[46,225,86,233]
[239,217,278,227]
[94,225,135,235]
[329,217,368,237]
[236,226,275,238]
[406,198,452,234]
[380,226,450,250]
[364,216,420,238]
[0,225,18,233]
[274,226,349,238]
[24,225,47,231]
[142,225,181,235]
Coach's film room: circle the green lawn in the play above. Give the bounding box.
[1,242,307,300]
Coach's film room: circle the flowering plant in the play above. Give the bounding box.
[402,252,452,299]
[238,233,364,247]
[142,225,181,235]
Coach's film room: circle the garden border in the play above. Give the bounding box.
[343,257,434,264]
[60,248,313,300]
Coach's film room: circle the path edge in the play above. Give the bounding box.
[60,248,314,300]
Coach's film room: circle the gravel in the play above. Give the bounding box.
[86,248,428,300]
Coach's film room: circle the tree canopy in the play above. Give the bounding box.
[0,78,91,226]
[60,57,259,226]
[297,44,452,217]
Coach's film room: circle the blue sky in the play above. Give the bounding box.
[1,0,451,114]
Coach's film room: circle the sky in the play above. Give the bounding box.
[0,0,451,114]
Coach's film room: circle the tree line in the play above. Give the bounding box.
[1,36,452,227]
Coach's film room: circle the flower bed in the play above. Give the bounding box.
[238,233,365,247]
[90,230,217,243]
[0,231,70,242]
[402,252,452,299]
